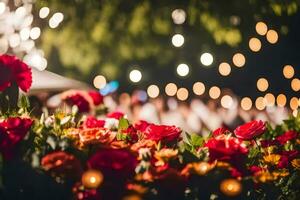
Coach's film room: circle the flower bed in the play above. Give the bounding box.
[0,55,300,200]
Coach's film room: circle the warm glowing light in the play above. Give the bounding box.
[171,9,186,24]
[276,94,287,107]
[30,27,41,40]
[200,53,214,66]
[0,2,5,15]
[241,97,252,111]
[9,34,20,48]
[221,95,233,109]
[20,28,30,41]
[291,78,300,92]
[249,37,262,52]
[283,65,294,79]
[193,82,205,95]
[177,87,189,101]
[292,109,298,117]
[257,78,269,92]
[147,85,160,98]
[232,53,245,68]
[218,62,231,76]
[93,75,106,89]
[220,179,242,197]
[165,83,178,96]
[171,34,184,47]
[255,97,266,110]
[81,170,103,189]
[290,97,299,110]
[129,69,142,83]
[264,93,275,107]
[24,52,48,71]
[209,86,221,99]
[49,12,64,28]
[255,22,268,35]
[176,63,189,77]
[196,162,211,175]
[266,30,278,44]
[39,7,50,19]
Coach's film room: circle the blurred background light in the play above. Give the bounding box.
[39,7,50,19]
[291,78,300,91]
[266,29,278,44]
[249,37,262,52]
[290,97,299,110]
[276,94,287,107]
[218,62,231,76]
[209,86,221,99]
[283,65,295,79]
[0,2,5,15]
[129,69,142,83]
[165,83,177,96]
[232,53,245,67]
[264,93,275,106]
[30,27,41,40]
[177,87,189,101]
[147,85,160,98]
[257,78,269,92]
[93,75,106,89]
[171,9,186,24]
[255,21,268,35]
[171,34,184,47]
[193,82,205,95]
[221,95,233,109]
[255,96,265,110]
[176,63,189,77]
[241,97,252,111]
[200,53,214,66]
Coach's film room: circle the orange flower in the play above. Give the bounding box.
[79,128,116,146]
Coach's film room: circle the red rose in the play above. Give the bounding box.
[106,111,124,120]
[234,120,266,140]
[249,165,264,175]
[278,150,299,168]
[134,120,150,133]
[66,93,90,113]
[81,116,105,129]
[276,131,298,145]
[212,127,229,137]
[87,148,137,180]
[0,117,33,159]
[41,151,82,180]
[205,135,248,163]
[88,91,103,106]
[0,54,32,92]
[144,123,181,143]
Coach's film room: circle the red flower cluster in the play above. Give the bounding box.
[0,117,33,159]
[234,120,266,140]
[81,116,105,129]
[0,54,32,92]
[276,131,298,145]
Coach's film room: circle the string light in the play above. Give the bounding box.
[276,94,287,107]
[255,22,268,35]
[209,86,221,99]
[283,65,294,79]
[249,37,262,52]
[93,75,106,89]
[290,97,299,110]
[264,93,275,107]
[266,30,278,44]
[129,69,142,83]
[221,95,233,109]
[39,7,50,19]
[147,85,160,98]
[177,87,189,101]
[257,78,269,92]
[171,9,186,24]
[20,27,30,41]
[200,53,214,66]
[193,82,205,95]
[232,53,245,68]
[49,12,64,28]
[81,170,103,189]
[241,97,252,111]
[291,78,300,92]
[165,83,178,96]
[171,34,184,47]
[176,63,189,77]
[255,97,266,110]
[30,27,41,40]
[218,62,231,76]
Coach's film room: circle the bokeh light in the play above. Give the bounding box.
[20,28,30,41]
[165,83,178,96]
[193,82,205,95]
[0,2,5,15]
[49,12,64,28]
[290,97,299,110]
[218,62,231,76]
[291,78,300,91]
[30,27,41,40]
[232,53,246,68]
[129,69,142,83]
[283,65,294,79]
[200,53,214,66]
[39,7,50,19]
[257,78,269,92]
[255,22,268,35]
[276,94,287,107]
[176,63,189,77]
[221,95,233,109]
[266,30,278,44]
[93,75,106,89]
[147,85,160,98]
[81,170,103,189]
[241,97,252,111]
[177,87,189,101]
[249,37,262,52]
[209,86,221,99]
[172,34,184,47]
[255,96,266,110]
[293,110,298,117]
[264,93,275,107]
[171,9,186,24]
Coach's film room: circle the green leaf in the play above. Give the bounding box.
[190,133,204,148]
[116,117,130,140]
[18,95,30,110]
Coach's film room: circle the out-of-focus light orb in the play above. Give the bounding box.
[209,86,221,99]
[30,27,41,40]
[249,37,262,52]
[0,38,8,54]
[266,30,278,44]
[165,83,177,96]
[264,93,275,107]
[255,22,268,35]
[193,82,205,95]
[232,53,246,68]
[93,75,106,89]
[176,63,189,77]
[177,87,189,101]
[283,65,294,79]
[200,53,214,66]
[129,69,142,83]
[147,85,160,98]
[221,95,233,109]
[220,179,242,197]
[15,6,26,18]
[0,2,5,15]
[292,109,298,117]
[291,78,300,92]
[20,28,30,41]
[49,12,64,28]
[171,9,186,24]
[39,7,50,19]
[255,97,266,110]
[82,170,103,189]
[171,34,184,47]
[257,78,269,92]
[218,62,231,76]
[8,33,20,48]
[241,97,252,111]
[276,94,287,107]
[290,97,299,110]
